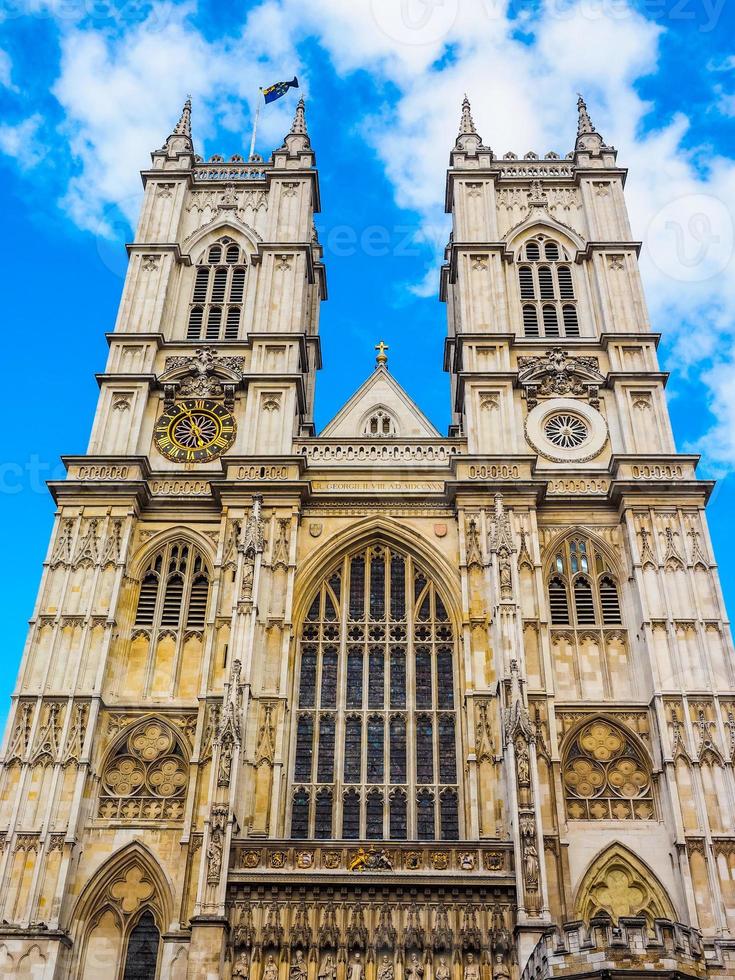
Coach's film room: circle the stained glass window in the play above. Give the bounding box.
[292,544,460,839]
[122,910,160,980]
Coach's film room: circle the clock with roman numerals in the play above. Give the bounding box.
[153,399,236,463]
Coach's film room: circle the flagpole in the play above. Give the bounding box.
[248,88,262,161]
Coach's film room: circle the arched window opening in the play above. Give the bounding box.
[573,577,595,624]
[519,266,534,299]
[122,910,160,980]
[599,576,622,624]
[291,543,460,840]
[186,306,203,340]
[558,266,574,299]
[187,236,247,341]
[548,576,570,625]
[547,536,630,696]
[563,304,579,336]
[547,536,623,630]
[543,305,559,337]
[538,267,554,299]
[517,236,580,337]
[134,542,211,632]
[523,305,539,337]
[563,719,654,820]
[364,410,397,437]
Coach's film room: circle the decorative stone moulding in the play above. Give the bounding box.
[525,398,608,463]
[230,842,513,877]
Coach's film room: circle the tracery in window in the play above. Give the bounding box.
[135,543,210,630]
[291,543,460,840]
[547,534,630,699]
[517,236,580,338]
[129,541,212,699]
[364,409,398,437]
[548,536,622,628]
[187,237,247,341]
[98,720,188,821]
[563,719,654,820]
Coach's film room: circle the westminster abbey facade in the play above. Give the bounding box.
[0,92,733,980]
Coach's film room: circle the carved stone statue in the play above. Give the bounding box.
[347,952,364,980]
[523,842,540,890]
[233,951,250,980]
[492,955,510,980]
[377,955,394,980]
[407,954,424,980]
[263,955,279,980]
[435,957,451,980]
[319,955,337,980]
[464,954,480,980]
[290,950,307,980]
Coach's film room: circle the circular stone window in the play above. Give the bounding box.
[525,398,608,463]
[544,412,589,449]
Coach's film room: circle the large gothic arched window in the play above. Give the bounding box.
[187,236,247,341]
[517,236,580,339]
[290,543,460,841]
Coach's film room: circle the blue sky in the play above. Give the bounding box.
[0,0,734,727]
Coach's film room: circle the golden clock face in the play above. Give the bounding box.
[154,399,236,463]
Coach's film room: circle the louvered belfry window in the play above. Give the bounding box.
[134,543,210,631]
[518,237,580,338]
[290,544,460,841]
[187,237,246,341]
[547,537,623,628]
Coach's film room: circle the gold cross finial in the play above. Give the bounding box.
[375,340,389,367]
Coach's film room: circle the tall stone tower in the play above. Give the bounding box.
[0,93,733,980]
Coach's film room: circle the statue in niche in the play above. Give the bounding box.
[319,955,337,980]
[377,955,394,980]
[290,950,307,980]
[464,954,480,980]
[435,958,451,980]
[492,955,510,980]
[348,952,364,980]
[407,953,424,980]
[263,955,279,980]
[233,951,250,980]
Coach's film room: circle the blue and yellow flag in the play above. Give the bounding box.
[262,76,299,105]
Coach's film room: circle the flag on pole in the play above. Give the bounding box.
[262,76,299,104]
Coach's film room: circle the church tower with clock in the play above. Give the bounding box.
[1,93,735,980]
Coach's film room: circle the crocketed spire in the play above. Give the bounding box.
[173,96,192,138]
[459,94,477,136]
[282,96,311,154]
[156,95,194,163]
[576,94,596,136]
[290,97,308,136]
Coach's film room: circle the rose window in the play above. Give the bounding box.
[99,721,188,821]
[544,413,588,449]
[563,720,653,820]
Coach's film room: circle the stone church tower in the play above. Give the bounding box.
[0,92,733,980]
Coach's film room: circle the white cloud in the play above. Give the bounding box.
[52,3,302,234]
[0,113,45,167]
[5,0,735,467]
[0,49,16,90]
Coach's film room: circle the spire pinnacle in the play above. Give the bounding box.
[459,94,477,136]
[375,340,389,367]
[174,96,192,138]
[290,96,307,136]
[576,94,596,136]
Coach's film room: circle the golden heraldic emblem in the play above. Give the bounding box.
[154,398,236,463]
